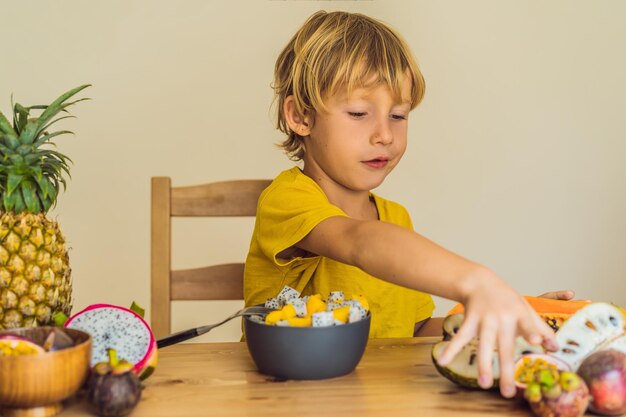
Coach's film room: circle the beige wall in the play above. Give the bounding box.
[2,1,625,342]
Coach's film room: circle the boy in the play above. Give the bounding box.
[244,10,557,398]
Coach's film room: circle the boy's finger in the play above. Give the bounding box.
[477,322,496,389]
[554,290,575,300]
[496,326,516,398]
[537,290,574,300]
[519,312,558,351]
[542,332,559,352]
[437,317,477,366]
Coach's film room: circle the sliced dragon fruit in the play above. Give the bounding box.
[65,303,157,380]
[551,302,625,371]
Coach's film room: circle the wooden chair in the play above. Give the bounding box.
[150,177,271,338]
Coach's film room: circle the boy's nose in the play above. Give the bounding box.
[372,120,393,145]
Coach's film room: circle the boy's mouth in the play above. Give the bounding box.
[362,157,389,169]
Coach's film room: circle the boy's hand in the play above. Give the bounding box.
[537,290,575,300]
[436,273,558,398]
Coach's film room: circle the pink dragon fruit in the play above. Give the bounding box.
[65,303,157,380]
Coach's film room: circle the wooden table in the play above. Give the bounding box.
[62,337,538,417]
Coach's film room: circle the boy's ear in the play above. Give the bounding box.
[283,96,312,136]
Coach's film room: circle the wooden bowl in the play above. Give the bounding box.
[0,326,91,417]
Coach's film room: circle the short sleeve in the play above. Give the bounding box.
[257,172,347,266]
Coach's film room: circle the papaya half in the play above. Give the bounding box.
[447,296,594,332]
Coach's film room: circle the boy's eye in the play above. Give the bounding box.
[348,112,367,118]
[391,114,407,121]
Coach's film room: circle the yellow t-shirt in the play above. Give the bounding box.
[244,167,435,338]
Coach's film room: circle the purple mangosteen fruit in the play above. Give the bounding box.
[87,348,142,417]
[577,349,626,416]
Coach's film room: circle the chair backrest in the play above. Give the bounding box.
[150,176,271,338]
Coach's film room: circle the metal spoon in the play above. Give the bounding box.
[156,305,272,348]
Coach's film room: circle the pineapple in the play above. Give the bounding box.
[0,85,90,329]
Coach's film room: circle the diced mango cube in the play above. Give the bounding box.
[332,306,351,323]
[282,304,297,319]
[265,310,284,325]
[287,316,312,327]
[306,294,326,315]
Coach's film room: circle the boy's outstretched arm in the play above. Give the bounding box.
[297,215,557,398]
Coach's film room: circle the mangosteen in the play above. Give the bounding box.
[577,349,626,416]
[87,348,141,417]
[524,370,590,417]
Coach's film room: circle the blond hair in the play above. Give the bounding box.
[273,10,426,161]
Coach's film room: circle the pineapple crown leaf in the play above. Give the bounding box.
[35,93,89,134]
[37,85,90,126]
[0,132,20,151]
[34,130,74,149]
[0,140,12,155]
[35,115,77,143]
[40,148,73,162]
[0,84,90,214]
[8,153,25,166]
[20,120,42,146]
[7,173,22,196]
[0,112,18,139]
[22,155,39,167]
[2,192,13,212]
[3,84,90,146]
[22,109,81,146]
[12,102,29,136]
[9,101,48,137]
[33,176,56,211]
[34,175,53,199]
[3,188,24,212]
[32,166,43,182]
[21,180,41,212]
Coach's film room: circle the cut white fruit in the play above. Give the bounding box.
[442,314,464,341]
[432,334,543,388]
[604,333,626,354]
[551,302,625,371]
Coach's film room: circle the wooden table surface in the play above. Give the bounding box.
[60,337,542,417]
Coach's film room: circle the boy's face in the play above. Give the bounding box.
[302,75,412,194]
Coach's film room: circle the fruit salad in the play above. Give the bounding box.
[255,286,369,327]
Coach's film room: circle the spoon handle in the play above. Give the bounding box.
[157,327,202,349]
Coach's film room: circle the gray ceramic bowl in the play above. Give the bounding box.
[244,313,370,380]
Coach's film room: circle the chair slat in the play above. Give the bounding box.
[171,180,271,217]
[171,264,245,300]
